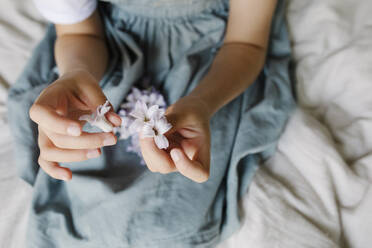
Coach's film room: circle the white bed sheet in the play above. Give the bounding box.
[0,0,43,247]
[1,0,371,247]
[220,0,372,247]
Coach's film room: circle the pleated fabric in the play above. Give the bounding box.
[7,0,295,247]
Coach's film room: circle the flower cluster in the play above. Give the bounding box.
[78,87,171,162]
[79,100,113,132]
[114,87,171,158]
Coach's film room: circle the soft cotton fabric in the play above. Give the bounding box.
[32,0,97,24]
[7,0,295,247]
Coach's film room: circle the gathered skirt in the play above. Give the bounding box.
[7,0,295,247]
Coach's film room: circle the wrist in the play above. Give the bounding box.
[189,43,266,116]
[55,69,99,90]
[184,95,214,119]
[186,93,215,119]
[59,68,97,82]
[166,95,212,129]
[59,67,91,78]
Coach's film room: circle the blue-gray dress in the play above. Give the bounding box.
[7,0,295,247]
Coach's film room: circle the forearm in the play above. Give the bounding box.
[54,10,108,81]
[189,43,266,117]
[189,0,277,117]
[55,35,108,81]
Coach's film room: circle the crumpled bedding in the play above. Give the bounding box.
[1,0,371,247]
[220,0,372,247]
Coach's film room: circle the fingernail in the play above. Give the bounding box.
[67,125,81,136]
[170,149,181,162]
[87,149,100,159]
[103,137,116,146]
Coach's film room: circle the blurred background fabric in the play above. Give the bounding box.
[0,0,371,247]
[0,1,45,247]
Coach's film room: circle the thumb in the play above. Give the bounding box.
[55,95,68,117]
[80,81,108,111]
[170,148,209,183]
[79,81,122,127]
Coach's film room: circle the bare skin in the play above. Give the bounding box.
[29,0,278,182]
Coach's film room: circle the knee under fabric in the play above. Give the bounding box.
[7,0,295,247]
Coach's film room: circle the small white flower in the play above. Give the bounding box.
[127,87,142,102]
[129,101,164,133]
[121,87,143,109]
[114,117,132,139]
[142,117,172,149]
[114,109,134,139]
[114,86,171,157]
[127,133,141,154]
[143,92,166,108]
[79,100,113,132]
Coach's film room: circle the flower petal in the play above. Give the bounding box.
[118,109,127,116]
[129,101,146,120]
[129,119,144,133]
[154,134,169,149]
[94,118,113,132]
[147,105,162,120]
[142,123,155,138]
[132,88,141,99]
[99,100,111,115]
[79,114,94,122]
[116,125,131,139]
[156,96,166,108]
[121,102,135,110]
[155,117,172,134]
[140,99,149,110]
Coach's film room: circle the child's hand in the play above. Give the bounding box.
[139,96,211,183]
[29,70,121,181]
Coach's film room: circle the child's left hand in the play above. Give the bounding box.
[139,96,211,183]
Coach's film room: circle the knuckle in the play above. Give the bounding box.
[29,103,42,122]
[39,147,52,161]
[37,134,43,147]
[196,171,209,183]
[50,136,64,149]
[39,149,47,160]
[47,168,60,179]
[37,156,44,166]
[29,104,36,120]
[53,141,65,149]
[146,164,157,173]
[38,158,59,179]
[158,166,173,174]
[158,170,167,174]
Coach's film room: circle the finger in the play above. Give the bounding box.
[139,137,177,174]
[43,129,117,149]
[78,81,109,111]
[30,103,82,136]
[76,83,122,128]
[164,111,183,135]
[106,112,122,127]
[170,148,209,183]
[38,157,72,181]
[40,146,101,163]
[39,128,101,162]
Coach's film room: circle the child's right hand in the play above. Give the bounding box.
[29,70,121,181]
